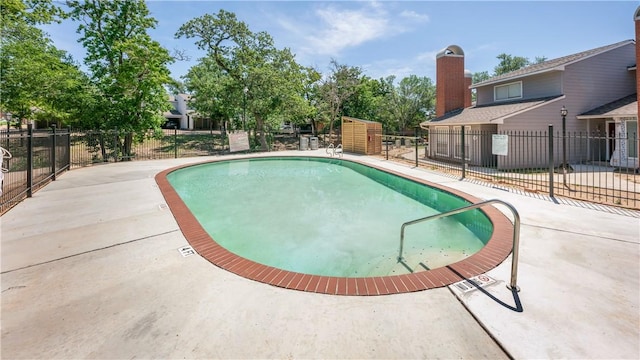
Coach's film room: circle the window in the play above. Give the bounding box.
[434,126,449,156]
[494,81,522,101]
[627,120,638,158]
[453,126,471,160]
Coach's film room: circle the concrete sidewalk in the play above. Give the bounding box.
[1,151,639,359]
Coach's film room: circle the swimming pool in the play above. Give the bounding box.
[156,155,513,295]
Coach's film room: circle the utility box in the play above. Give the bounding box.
[341,116,382,155]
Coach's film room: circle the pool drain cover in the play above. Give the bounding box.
[453,274,496,293]
[178,245,195,257]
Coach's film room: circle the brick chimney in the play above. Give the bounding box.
[436,45,472,117]
[464,69,473,108]
[636,6,640,170]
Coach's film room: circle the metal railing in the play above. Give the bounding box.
[1,124,70,214]
[425,127,639,210]
[398,199,521,292]
[325,143,343,157]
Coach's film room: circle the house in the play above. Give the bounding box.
[163,93,196,130]
[423,11,639,171]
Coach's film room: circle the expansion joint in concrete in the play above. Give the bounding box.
[0,229,180,274]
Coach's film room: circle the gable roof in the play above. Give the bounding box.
[471,40,635,88]
[424,96,562,126]
[577,94,637,119]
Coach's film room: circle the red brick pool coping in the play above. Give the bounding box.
[155,156,515,296]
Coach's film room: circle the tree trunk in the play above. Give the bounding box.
[328,112,338,146]
[255,115,268,150]
[123,133,133,161]
[99,134,107,162]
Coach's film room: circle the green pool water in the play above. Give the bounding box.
[167,157,493,277]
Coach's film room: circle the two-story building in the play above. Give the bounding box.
[163,93,195,130]
[423,31,638,170]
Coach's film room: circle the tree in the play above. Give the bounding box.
[298,67,322,135]
[176,10,310,150]
[316,59,362,143]
[472,71,490,84]
[183,56,237,132]
[67,0,173,156]
[492,53,547,76]
[341,76,389,123]
[380,75,435,133]
[166,78,187,95]
[0,0,87,126]
[493,53,530,75]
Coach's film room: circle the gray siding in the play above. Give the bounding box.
[496,42,636,167]
[522,71,563,99]
[563,43,636,115]
[475,72,563,106]
[475,85,494,105]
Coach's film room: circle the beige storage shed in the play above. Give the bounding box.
[341,116,382,155]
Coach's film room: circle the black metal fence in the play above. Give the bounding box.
[69,128,231,167]
[1,124,70,214]
[3,125,637,214]
[1,127,308,214]
[414,126,638,209]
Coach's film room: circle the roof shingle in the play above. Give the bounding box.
[424,96,561,126]
[472,40,634,88]
[578,94,637,118]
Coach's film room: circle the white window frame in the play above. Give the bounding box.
[494,81,523,102]
[452,126,471,160]
[434,126,449,157]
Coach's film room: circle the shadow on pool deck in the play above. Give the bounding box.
[1,150,638,359]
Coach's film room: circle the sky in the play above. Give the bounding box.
[42,1,638,83]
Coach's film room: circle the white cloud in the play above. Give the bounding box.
[363,48,441,81]
[269,2,434,74]
[302,4,391,56]
[399,10,430,23]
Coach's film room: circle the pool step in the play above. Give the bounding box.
[386,259,432,275]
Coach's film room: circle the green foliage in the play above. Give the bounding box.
[472,71,490,84]
[342,75,387,122]
[177,9,311,150]
[493,53,530,75]
[0,0,87,125]
[67,0,173,136]
[379,75,435,133]
[316,59,362,139]
[183,56,237,127]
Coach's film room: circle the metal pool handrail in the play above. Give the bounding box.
[326,143,343,157]
[398,199,521,292]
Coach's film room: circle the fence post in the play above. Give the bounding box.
[51,125,57,181]
[113,127,118,162]
[414,126,419,167]
[385,128,389,160]
[548,124,554,198]
[66,126,71,170]
[27,124,33,197]
[461,129,466,179]
[174,125,178,159]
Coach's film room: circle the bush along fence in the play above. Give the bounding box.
[416,125,639,209]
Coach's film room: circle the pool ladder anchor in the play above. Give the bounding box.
[397,199,521,292]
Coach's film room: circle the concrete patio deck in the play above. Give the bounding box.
[1,150,638,359]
